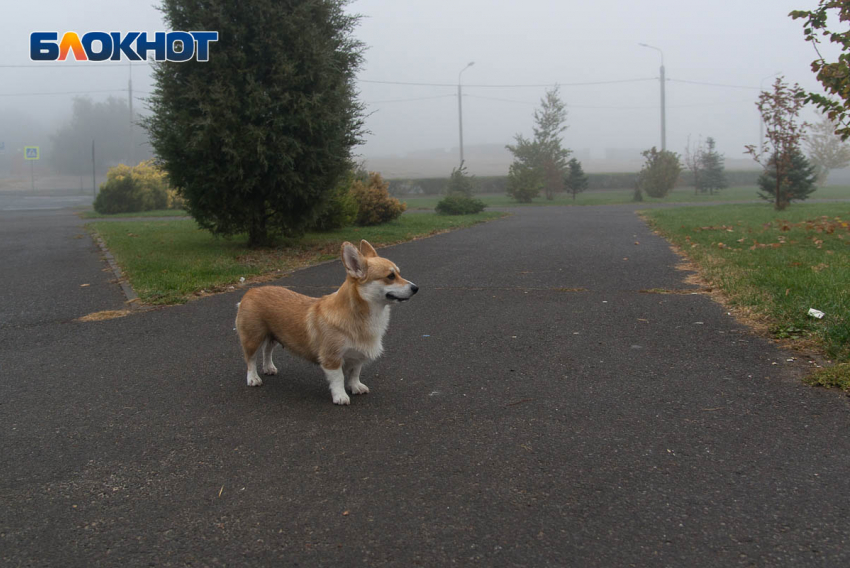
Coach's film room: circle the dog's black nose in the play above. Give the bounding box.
[410,283,419,294]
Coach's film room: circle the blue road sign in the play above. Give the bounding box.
[24,146,39,160]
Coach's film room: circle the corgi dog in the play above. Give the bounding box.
[235,240,418,405]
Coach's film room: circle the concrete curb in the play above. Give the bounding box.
[91,230,140,306]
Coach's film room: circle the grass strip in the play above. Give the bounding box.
[643,203,850,387]
[401,185,850,210]
[89,211,506,305]
[79,209,189,219]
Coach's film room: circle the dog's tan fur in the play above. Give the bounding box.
[235,240,417,405]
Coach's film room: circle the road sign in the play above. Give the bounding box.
[24,146,40,160]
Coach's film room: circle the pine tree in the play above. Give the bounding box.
[699,137,728,195]
[446,162,474,197]
[757,149,818,208]
[143,0,365,247]
[563,158,588,201]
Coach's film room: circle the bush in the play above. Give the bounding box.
[310,174,358,231]
[93,160,182,214]
[506,162,542,203]
[638,147,682,198]
[93,174,147,214]
[435,193,486,215]
[351,172,406,226]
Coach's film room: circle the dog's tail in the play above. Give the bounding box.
[234,301,241,332]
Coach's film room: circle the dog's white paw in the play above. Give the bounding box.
[247,374,263,387]
[332,391,351,405]
[349,381,370,395]
[263,364,278,376]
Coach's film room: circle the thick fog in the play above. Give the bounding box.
[0,0,839,177]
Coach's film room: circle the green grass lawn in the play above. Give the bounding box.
[401,185,850,210]
[88,211,505,305]
[643,202,850,388]
[79,209,188,219]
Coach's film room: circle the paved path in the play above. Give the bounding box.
[2,206,850,566]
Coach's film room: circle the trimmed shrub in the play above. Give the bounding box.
[93,174,148,214]
[310,174,358,231]
[94,160,182,214]
[638,147,682,198]
[351,172,406,226]
[435,193,486,215]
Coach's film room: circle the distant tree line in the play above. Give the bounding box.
[51,96,152,175]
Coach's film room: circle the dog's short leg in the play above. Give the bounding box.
[241,337,263,387]
[345,361,369,395]
[322,364,350,405]
[262,338,278,376]
[246,356,262,387]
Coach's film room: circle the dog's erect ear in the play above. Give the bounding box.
[341,242,366,279]
[360,240,378,259]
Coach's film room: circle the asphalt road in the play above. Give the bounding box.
[2,205,849,567]
[0,189,94,212]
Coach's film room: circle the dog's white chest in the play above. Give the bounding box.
[347,305,391,361]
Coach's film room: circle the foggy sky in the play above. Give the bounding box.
[0,0,838,167]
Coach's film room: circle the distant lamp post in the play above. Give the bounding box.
[458,61,474,167]
[759,72,781,155]
[639,43,666,151]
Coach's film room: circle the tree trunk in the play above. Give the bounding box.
[248,206,270,248]
[775,166,785,211]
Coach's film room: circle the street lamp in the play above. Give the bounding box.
[458,61,474,167]
[639,43,666,151]
[759,72,781,155]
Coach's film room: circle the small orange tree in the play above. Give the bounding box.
[745,77,812,210]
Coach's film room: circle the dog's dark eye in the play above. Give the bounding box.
[387,273,396,280]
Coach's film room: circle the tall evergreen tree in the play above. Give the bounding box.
[505,86,570,202]
[533,86,571,200]
[699,137,728,195]
[144,0,365,247]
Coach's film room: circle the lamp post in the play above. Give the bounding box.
[458,61,474,167]
[759,72,781,155]
[639,43,665,151]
